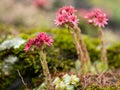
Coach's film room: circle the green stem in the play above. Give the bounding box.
[98,28,108,65]
[39,47,52,90]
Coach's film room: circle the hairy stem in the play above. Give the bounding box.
[69,27,90,73]
[73,25,91,73]
[39,48,52,90]
[74,25,90,62]
[69,28,83,61]
[98,29,108,65]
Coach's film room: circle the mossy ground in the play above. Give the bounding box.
[0,24,120,90]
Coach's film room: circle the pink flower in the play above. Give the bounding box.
[55,6,78,27]
[55,15,68,26]
[24,32,54,52]
[84,12,95,19]
[36,32,47,41]
[57,6,76,15]
[44,36,54,46]
[35,37,43,47]
[35,32,54,47]
[24,38,35,52]
[93,9,103,16]
[94,14,108,27]
[85,8,108,27]
[33,0,47,7]
[68,15,79,26]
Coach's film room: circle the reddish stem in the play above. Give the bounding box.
[74,25,90,62]
[69,28,84,61]
[98,29,107,64]
[69,26,90,73]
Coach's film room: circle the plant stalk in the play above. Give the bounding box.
[39,48,52,90]
[98,28,108,65]
[74,25,90,62]
[69,26,90,73]
[73,25,91,73]
[69,28,83,61]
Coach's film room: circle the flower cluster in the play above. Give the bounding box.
[24,32,54,52]
[53,74,80,90]
[33,0,47,7]
[55,6,79,27]
[85,9,108,27]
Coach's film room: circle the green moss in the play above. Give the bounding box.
[0,26,120,89]
[87,85,119,90]
[108,43,120,68]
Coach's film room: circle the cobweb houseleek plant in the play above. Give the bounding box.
[55,6,91,74]
[24,32,54,90]
[85,8,108,72]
